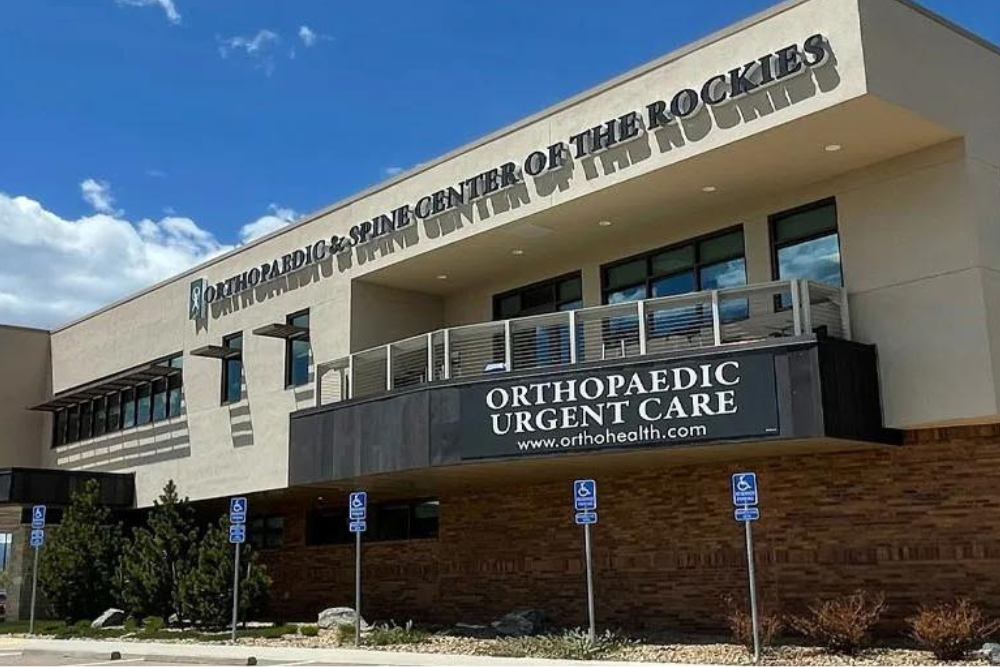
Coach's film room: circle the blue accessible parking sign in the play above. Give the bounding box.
[30,529,44,547]
[349,520,367,533]
[574,479,597,511]
[229,524,246,544]
[731,472,758,506]
[349,491,367,520]
[735,507,760,522]
[229,497,247,524]
[575,511,598,525]
[31,505,46,529]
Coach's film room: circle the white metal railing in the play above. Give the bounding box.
[314,279,850,406]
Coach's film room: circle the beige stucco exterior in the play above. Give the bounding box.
[0,0,997,506]
[0,325,49,469]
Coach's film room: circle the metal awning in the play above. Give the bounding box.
[30,361,179,412]
[190,345,241,360]
[253,323,309,340]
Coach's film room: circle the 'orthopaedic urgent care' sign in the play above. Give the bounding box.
[459,354,780,459]
[189,35,831,319]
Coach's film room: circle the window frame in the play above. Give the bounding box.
[600,225,747,305]
[305,497,439,546]
[768,197,843,285]
[249,515,284,550]
[284,310,311,389]
[221,332,244,405]
[492,271,583,321]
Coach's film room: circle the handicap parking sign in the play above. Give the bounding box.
[574,511,598,525]
[349,491,367,520]
[573,479,597,511]
[734,506,760,522]
[229,497,247,524]
[30,529,44,547]
[349,520,367,533]
[31,505,46,529]
[731,472,758,506]
[228,524,246,544]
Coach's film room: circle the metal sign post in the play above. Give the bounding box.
[349,491,368,648]
[731,473,761,663]
[28,505,46,635]
[573,480,598,644]
[229,497,247,643]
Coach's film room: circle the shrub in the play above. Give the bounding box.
[177,517,271,629]
[366,621,430,646]
[123,617,138,633]
[300,624,319,637]
[491,629,634,660]
[334,622,356,645]
[791,590,885,655]
[142,616,165,634]
[38,480,123,622]
[119,480,198,621]
[723,594,784,654]
[908,599,1000,661]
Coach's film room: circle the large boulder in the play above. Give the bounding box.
[491,609,545,637]
[317,607,369,631]
[980,643,1000,665]
[91,608,126,629]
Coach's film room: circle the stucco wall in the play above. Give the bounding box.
[0,325,49,468]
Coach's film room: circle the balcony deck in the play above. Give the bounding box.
[314,279,848,407]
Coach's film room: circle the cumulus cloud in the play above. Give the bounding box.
[80,178,120,216]
[218,29,281,75]
[239,204,297,243]
[115,0,181,25]
[0,185,299,329]
[298,25,317,47]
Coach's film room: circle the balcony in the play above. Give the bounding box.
[314,279,849,406]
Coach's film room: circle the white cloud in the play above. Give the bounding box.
[0,185,299,329]
[218,29,281,75]
[239,204,297,243]
[80,178,120,216]
[115,0,181,25]
[298,25,317,47]
[383,166,404,177]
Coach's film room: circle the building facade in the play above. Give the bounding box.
[3,0,1000,630]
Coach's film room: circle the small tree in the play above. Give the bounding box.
[38,479,123,621]
[177,516,270,628]
[118,480,198,620]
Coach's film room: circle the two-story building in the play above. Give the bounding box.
[3,0,1000,630]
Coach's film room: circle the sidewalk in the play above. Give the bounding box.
[0,636,700,667]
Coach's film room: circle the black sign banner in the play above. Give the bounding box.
[459,353,779,460]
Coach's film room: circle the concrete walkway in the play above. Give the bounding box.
[0,636,698,667]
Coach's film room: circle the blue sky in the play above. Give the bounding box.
[1,0,997,328]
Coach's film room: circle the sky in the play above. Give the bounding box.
[1,0,998,329]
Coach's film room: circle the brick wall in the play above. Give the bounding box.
[262,425,1000,632]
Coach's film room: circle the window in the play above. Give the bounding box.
[770,198,842,288]
[66,405,80,443]
[151,379,167,422]
[305,498,439,546]
[602,228,748,331]
[222,333,243,404]
[53,410,67,447]
[285,311,310,388]
[106,393,121,432]
[93,397,107,437]
[121,388,136,429]
[79,401,92,440]
[135,384,151,426]
[249,516,284,550]
[493,273,583,319]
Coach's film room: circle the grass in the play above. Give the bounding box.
[365,623,431,646]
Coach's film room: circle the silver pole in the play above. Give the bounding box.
[744,520,760,663]
[583,523,596,644]
[355,530,361,647]
[29,545,39,635]
[230,542,241,642]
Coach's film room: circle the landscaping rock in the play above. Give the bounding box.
[168,613,180,626]
[450,622,495,639]
[490,609,545,637]
[317,606,368,631]
[91,608,126,629]
[981,642,1000,665]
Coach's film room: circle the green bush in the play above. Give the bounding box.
[491,629,634,660]
[300,625,319,637]
[38,480,123,622]
[142,616,165,634]
[123,617,139,633]
[237,624,296,639]
[119,480,198,621]
[366,621,430,646]
[177,516,271,629]
[908,599,1000,661]
[335,622,356,645]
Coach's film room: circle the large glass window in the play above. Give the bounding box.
[493,273,582,369]
[106,393,121,432]
[285,311,310,388]
[53,410,67,447]
[121,388,136,429]
[136,384,151,426]
[771,198,842,286]
[66,405,80,443]
[79,402,92,440]
[249,516,284,550]
[305,498,439,546]
[151,379,167,422]
[222,333,244,404]
[93,397,107,437]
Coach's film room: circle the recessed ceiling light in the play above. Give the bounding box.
[436,274,448,280]
[825,144,842,152]
[702,185,717,193]
[511,249,524,256]
[598,220,613,227]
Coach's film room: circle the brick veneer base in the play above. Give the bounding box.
[262,425,1000,632]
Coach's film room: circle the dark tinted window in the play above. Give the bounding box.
[250,516,284,550]
[136,384,151,426]
[493,273,583,319]
[121,388,136,428]
[106,393,120,432]
[152,379,167,422]
[222,333,243,404]
[305,498,439,545]
[285,312,310,388]
[771,198,842,287]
